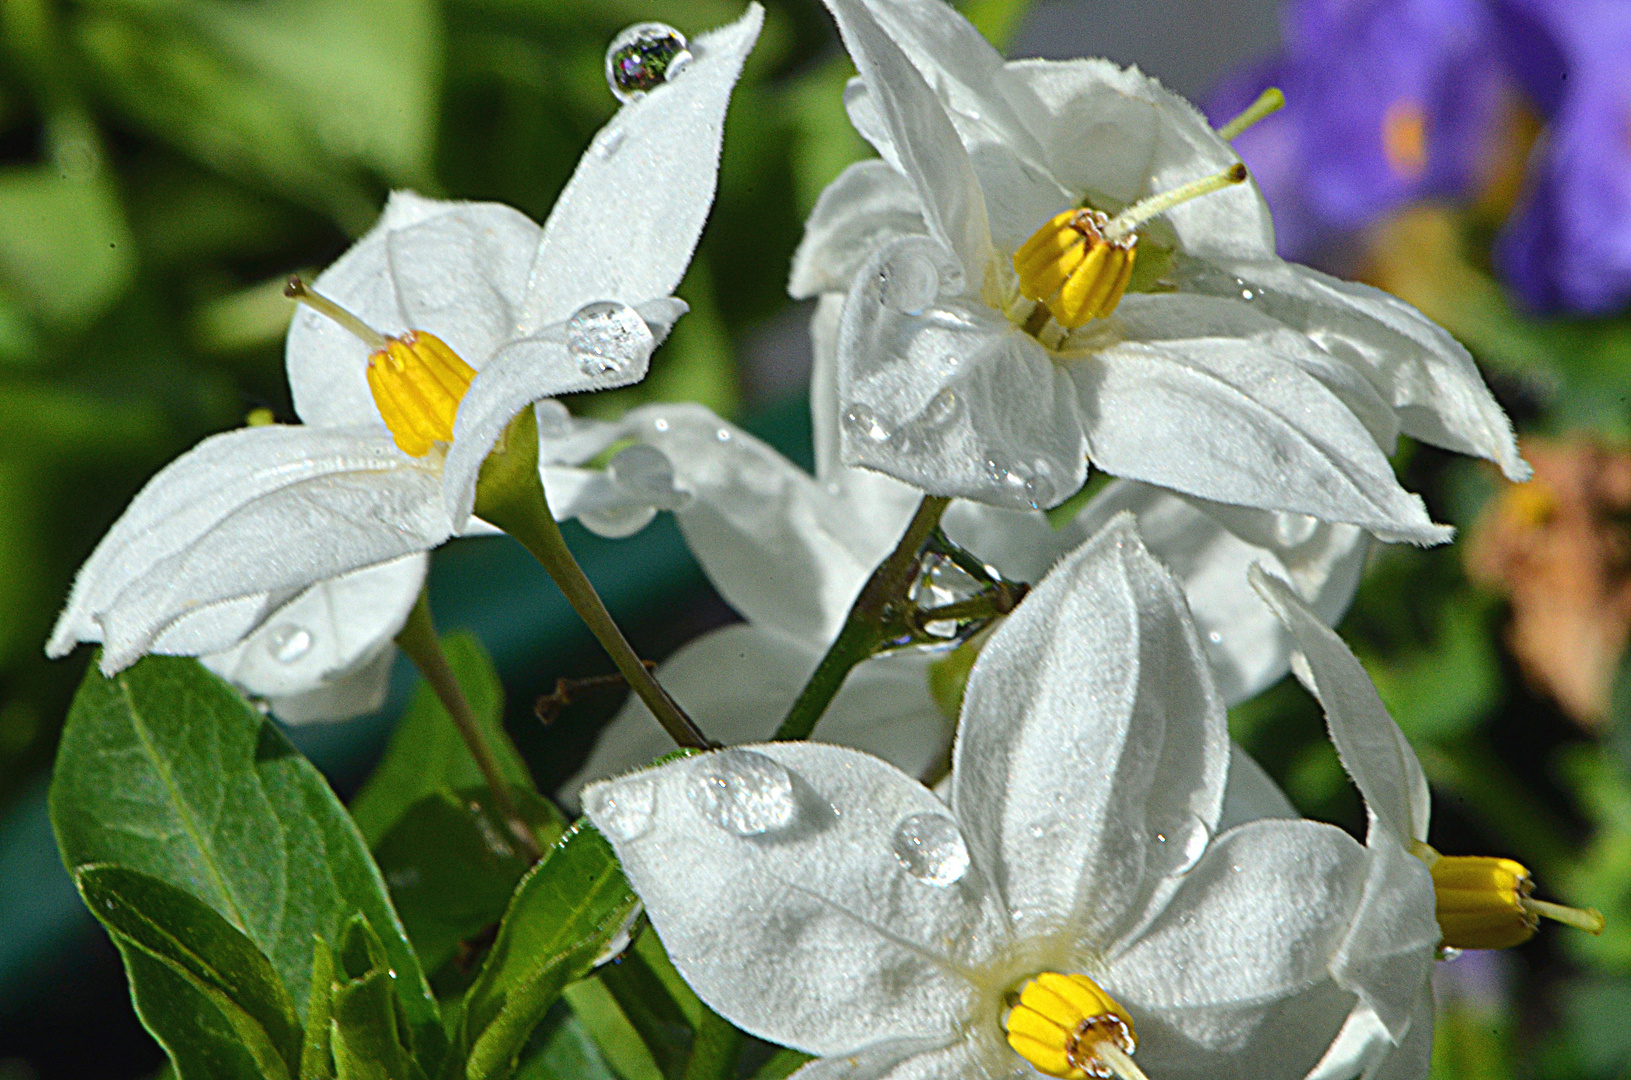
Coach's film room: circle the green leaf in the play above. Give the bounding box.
[351,631,529,846]
[747,1048,812,1080]
[597,941,694,1079]
[50,655,443,1064]
[301,938,338,1080]
[374,785,567,974]
[458,823,641,1080]
[76,864,303,1080]
[115,936,284,1080]
[332,917,420,1080]
[511,1006,619,1080]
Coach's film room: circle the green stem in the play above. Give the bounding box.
[682,1005,744,1080]
[774,495,950,741]
[395,591,542,861]
[475,413,712,751]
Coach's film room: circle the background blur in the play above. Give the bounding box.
[2,0,1629,1076]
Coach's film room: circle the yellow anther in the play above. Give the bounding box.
[1428,854,1606,951]
[1005,973,1140,1080]
[284,275,477,458]
[365,331,476,457]
[1013,210,1138,329]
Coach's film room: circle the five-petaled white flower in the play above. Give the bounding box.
[791,0,1525,539]
[585,518,1391,1080]
[45,5,763,717]
[1250,568,1605,1080]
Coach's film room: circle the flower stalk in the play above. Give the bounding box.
[475,409,713,751]
[773,494,951,741]
[395,590,543,861]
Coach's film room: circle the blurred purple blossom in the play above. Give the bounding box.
[1210,0,1506,262]
[1492,0,1631,315]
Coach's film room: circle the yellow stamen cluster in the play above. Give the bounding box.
[284,275,477,458]
[1422,849,1606,951]
[365,331,477,457]
[1012,209,1138,329]
[1005,973,1138,1080]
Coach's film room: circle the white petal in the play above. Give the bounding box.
[1327,841,1439,1041]
[256,647,396,725]
[1305,1005,1391,1080]
[287,194,539,430]
[820,0,995,283]
[1133,980,1357,1080]
[839,240,1087,509]
[1071,480,1370,705]
[1105,820,1367,1063]
[951,516,1230,947]
[790,160,928,300]
[516,6,763,331]
[582,742,1006,1055]
[1107,293,1400,455]
[788,1040,965,1080]
[1217,742,1298,833]
[618,404,901,643]
[1249,568,1431,846]
[49,425,452,673]
[1217,259,1528,481]
[197,553,425,701]
[1363,985,1434,1080]
[560,624,950,808]
[1008,57,1277,263]
[1072,334,1450,545]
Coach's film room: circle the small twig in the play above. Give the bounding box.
[534,662,658,725]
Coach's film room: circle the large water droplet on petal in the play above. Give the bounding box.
[568,301,655,378]
[609,444,684,509]
[877,250,940,315]
[892,813,970,886]
[843,403,891,444]
[919,388,959,429]
[1147,812,1211,876]
[587,777,656,841]
[1024,471,1056,510]
[689,750,796,836]
[605,23,692,103]
[1272,512,1319,548]
[267,624,313,664]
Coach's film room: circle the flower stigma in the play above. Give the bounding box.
[1011,164,1248,331]
[1216,86,1285,142]
[285,275,476,457]
[1003,972,1149,1080]
[1412,842,1606,951]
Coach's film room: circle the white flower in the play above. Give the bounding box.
[791,0,1525,540]
[45,6,764,715]
[1248,569,1603,1080]
[559,296,1370,789]
[585,519,1387,1080]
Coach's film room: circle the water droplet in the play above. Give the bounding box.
[892,813,970,886]
[567,301,655,378]
[843,403,891,444]
[588,777,657,841]
[1148,813,1210,876]
[920,388,959,429]
[689,750,796,835]
[605,23,692,103]
[267,624,312,664]
[593,129,626,159]
[653,416,671,432]
[608,444,681,506]
[1240,288,1255,301]
[983,457,1009,485]
[1024,472,1056,510]
[716,427,731,442]
[1272,512,1319,548]
[877,250,940,315]
[1207,630,1224,645]
[1438,946,1464,962]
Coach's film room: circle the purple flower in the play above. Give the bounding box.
[1211,0,1506,262]
[1493,0,1631,315]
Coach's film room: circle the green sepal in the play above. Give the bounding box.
[301,937,338,1080]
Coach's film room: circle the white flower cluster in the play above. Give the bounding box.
[49,0,1569,1077]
